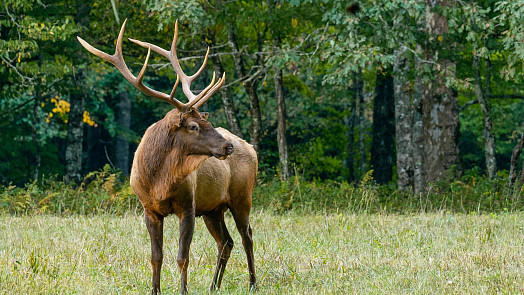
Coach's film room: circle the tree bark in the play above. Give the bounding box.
[356,69,367,177]
[115,91,131,176]
[31,95,41,181]
[508,132,524,189]
[371,69,395,184]
[65,1,89,183]
[346,94,356,183]
[473,54,497,179]
[422,0,461,186]
[65,89,85,183]
[227,28,262,153]
[31,51,45,181]
[413,46,425,194]
[394,48,414,191]
[274,68,289,180]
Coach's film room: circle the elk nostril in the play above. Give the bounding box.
[225,143,234,155]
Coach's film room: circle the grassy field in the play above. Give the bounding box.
[1,210,524,294]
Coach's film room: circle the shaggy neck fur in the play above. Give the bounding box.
[135,110,208,199]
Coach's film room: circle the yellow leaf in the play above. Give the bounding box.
[438,35,443,42]
[41,103,45,107]
[17,53,21,63]
[291,19,298,28]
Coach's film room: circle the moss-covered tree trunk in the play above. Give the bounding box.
[422,0,460,186]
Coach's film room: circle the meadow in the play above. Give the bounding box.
[1,210,524,294]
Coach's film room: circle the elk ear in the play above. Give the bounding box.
[200,112,209,120]
[168,112,183,133]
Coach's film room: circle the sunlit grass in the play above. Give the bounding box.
[1,211,524,294]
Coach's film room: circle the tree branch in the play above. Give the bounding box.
[460,94,524,112]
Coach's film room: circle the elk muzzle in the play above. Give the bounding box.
[214,142,234,160]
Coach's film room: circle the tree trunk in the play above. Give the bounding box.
[356,69,367,178]
[422,0,460,186]
[115,91,131,176]
[31,95,41,181]
[371,69,395,184]
[227,28,262,153]
[65,90,85,183]
[518,158,524,191]
[394,48,414,191]
[274,68,289,180]
[346,95,356,183]
[31,51,44,181]
[473,54,497,179]
[212,54,243,136]
[65,1,89,183]
[508,132,524,189]
[413,46,425,195]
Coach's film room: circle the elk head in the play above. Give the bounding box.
[170,108,234,160]
[77,19,233,159]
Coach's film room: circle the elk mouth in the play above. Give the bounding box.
[212,142,234,160]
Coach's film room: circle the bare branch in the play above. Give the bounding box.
[1,56,34,85]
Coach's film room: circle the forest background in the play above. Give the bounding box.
[1,0,523,214]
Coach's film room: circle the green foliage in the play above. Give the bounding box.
[1,172,522,216]
[1,0,523,187]
[254,172,523,214]
[0,166,140,215]
[495,0,524,80]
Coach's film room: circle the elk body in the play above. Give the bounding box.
[78,20,257,294]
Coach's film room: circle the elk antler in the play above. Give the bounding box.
[77,19,225,112]
[129,20,225,110]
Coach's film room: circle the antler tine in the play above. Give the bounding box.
[193,72,226,110]
[188,47,210,82]
[77,19,187,111]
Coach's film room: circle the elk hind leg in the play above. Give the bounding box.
[145,211,164,295]
[203,209,234,291]
[230,207,256,290]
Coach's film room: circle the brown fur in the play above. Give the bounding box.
[130,108,257,294]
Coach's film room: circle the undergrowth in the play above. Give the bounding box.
[1,166,522,215]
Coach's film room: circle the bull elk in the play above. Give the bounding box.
[77,20,257,294]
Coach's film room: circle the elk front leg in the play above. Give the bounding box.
[177,209,195,294]
[145,211,164,295]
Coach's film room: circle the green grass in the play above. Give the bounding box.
[1,210,524,294]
